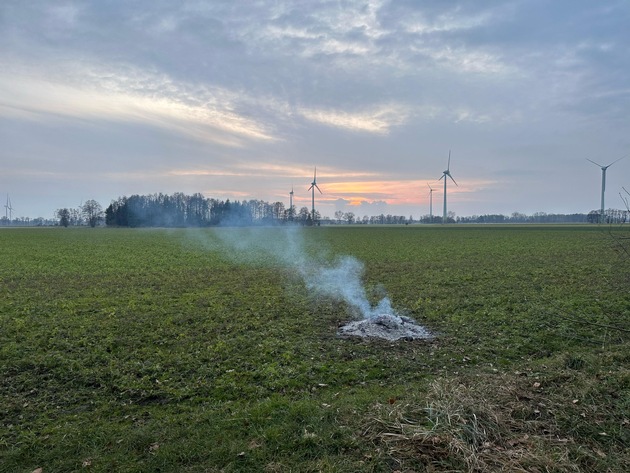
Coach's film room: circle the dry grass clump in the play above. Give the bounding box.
[364,374,588,472]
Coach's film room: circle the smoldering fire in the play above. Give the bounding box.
[200,226,434,340]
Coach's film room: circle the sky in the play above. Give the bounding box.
[1,0,629,220]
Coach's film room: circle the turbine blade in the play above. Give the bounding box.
[449,175,458,186]
[586,158,604,167]
[315,184,322,194]
[607,155,626,168]
[447,150,451,171]
[308,185,314,191]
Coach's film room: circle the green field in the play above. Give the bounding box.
[1,226,629,472]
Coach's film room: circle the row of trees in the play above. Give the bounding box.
[1,216,57,226]
[50,193,629,227]
[105,193,428,226]
[332,211,412,225]
[56,200,104,227]
[102,193,420,227]
[104,193,318,227]
[454,212,589,224]
[451,210,629,224]
[588,209,630,224]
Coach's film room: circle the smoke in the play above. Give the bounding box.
[300,256,395,318]
[199,226,395,319]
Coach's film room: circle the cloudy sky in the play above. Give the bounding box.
[1,0,629,220]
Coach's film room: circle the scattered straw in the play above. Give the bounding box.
[364,374,589,472]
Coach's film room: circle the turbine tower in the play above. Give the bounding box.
[427,183,434,222]
[587,157,624,222]
[289,186,294,220]
[307,167,322,223]
[438,150,457,224]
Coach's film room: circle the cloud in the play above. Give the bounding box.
[400,8,492,35]
[297,104,410,133]
[418,46,510,75]
[1,1,629,219]
[0,61,278,146]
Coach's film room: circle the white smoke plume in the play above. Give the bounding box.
[300,256,395,318]
[199,226,395,319]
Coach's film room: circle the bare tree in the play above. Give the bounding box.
[81,200,103,227]
[70,207,83,226]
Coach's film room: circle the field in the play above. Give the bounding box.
[1,225,629,472]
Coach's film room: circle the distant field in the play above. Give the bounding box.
[1,226,628,472]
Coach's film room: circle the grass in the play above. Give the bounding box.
[0,225,628,472]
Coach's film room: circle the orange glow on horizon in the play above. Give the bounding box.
[324,180,429,205]
[163,167,492,209]
[317,178,491,206]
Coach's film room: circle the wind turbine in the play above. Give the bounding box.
[438,150,457,224]
[4,195,13,222]
[587,156,625,222]
[427,183,434,222]
[289,185,294,220]
[307,167,322,223]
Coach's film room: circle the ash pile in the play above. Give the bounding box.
[337,314,434,341]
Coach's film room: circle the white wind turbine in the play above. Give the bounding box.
[289,185,294,220]
[427,183,434,222]
[307,167,322,223]
[427,183,433,223]
[438,151,457,224]
[4,195,13,222]
[587,156,625,222]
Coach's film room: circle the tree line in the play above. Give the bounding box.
[454,212,589,224]
[451,210,628,224]
[49,192,629,227]
[104,193,313,227]
[57,200,104,227]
